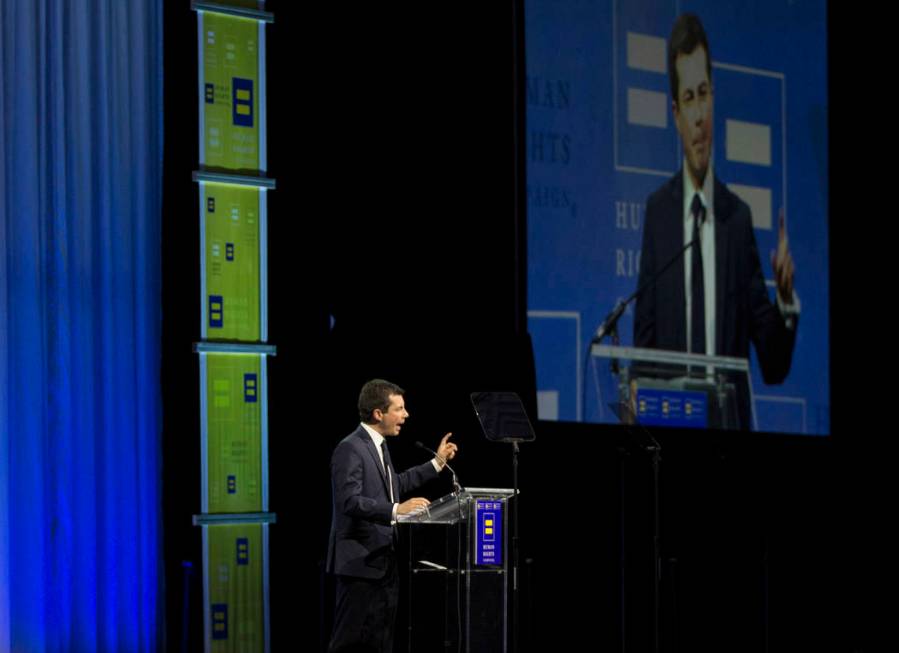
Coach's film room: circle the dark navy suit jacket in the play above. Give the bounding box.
[633,171,797,426]
[327,425,438,579]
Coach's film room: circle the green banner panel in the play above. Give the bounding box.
[201,12,261,171]
[207,524,265,653]
[203,183,261,341]
[205,353,263,513]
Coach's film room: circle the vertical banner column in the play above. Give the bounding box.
[191,3,275,653]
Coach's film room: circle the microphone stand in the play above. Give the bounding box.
[415,441,462,494]
[616,407,663,653]
[591,231,689,653]
[649,434,661,653]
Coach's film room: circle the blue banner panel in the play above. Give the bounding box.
[475,500,503,566]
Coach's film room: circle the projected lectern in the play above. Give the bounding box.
[590,344,755,430]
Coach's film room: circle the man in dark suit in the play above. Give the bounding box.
[633,13,799,429]
[327,379,458,652]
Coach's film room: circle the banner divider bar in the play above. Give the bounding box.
[193,170,276,189]
[192,1,274,23]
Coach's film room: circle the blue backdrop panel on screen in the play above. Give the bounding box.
[526,0,829,434]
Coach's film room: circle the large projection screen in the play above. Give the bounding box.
[526,0,828,435]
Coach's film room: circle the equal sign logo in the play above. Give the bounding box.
[243,373,257,403]
[213,379,230,409]
[232,78,254,127]
[208,295,223,328]
[236,538,249,566]
[483,513,496,541]
[225,243,235,261]
[211,604,228,640]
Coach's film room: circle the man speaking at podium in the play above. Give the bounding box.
[327,379,457,652]
[633,13,799,429]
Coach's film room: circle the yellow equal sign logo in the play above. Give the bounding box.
[209,294,223,327]
[235,88,251,115]
[232,78,254,127]
[213,379,231,408]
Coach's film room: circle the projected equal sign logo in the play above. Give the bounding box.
[712,63,785,238]
[227,474,237,494]
[626,32,668,129]
[726,119,773,230]
[615,24,678,175]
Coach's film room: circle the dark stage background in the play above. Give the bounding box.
[162,2,886,651]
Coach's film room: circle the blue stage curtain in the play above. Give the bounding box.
[1,1,163,650]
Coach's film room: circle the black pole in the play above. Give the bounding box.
[652,447,661,653]
[407,528,414,653]
[512,0,527,336]
[180,560,194,653]
[618,449,628,653]
[511,440,520,653]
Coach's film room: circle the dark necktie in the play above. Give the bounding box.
[380,441,394,502]
[691,193,706,356]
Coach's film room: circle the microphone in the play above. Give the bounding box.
[415,441,462,493]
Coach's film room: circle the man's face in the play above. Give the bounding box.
[673,46,713,188]
[374,394,409,437]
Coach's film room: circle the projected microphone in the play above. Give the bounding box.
[593,299,627,344]
[415,441,462,493]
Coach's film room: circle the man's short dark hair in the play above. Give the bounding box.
[358,379,405,423]
[668,13,711,105]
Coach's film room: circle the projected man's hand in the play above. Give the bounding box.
[771,208,795,304]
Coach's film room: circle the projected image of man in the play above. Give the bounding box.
[633,13,799,429]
